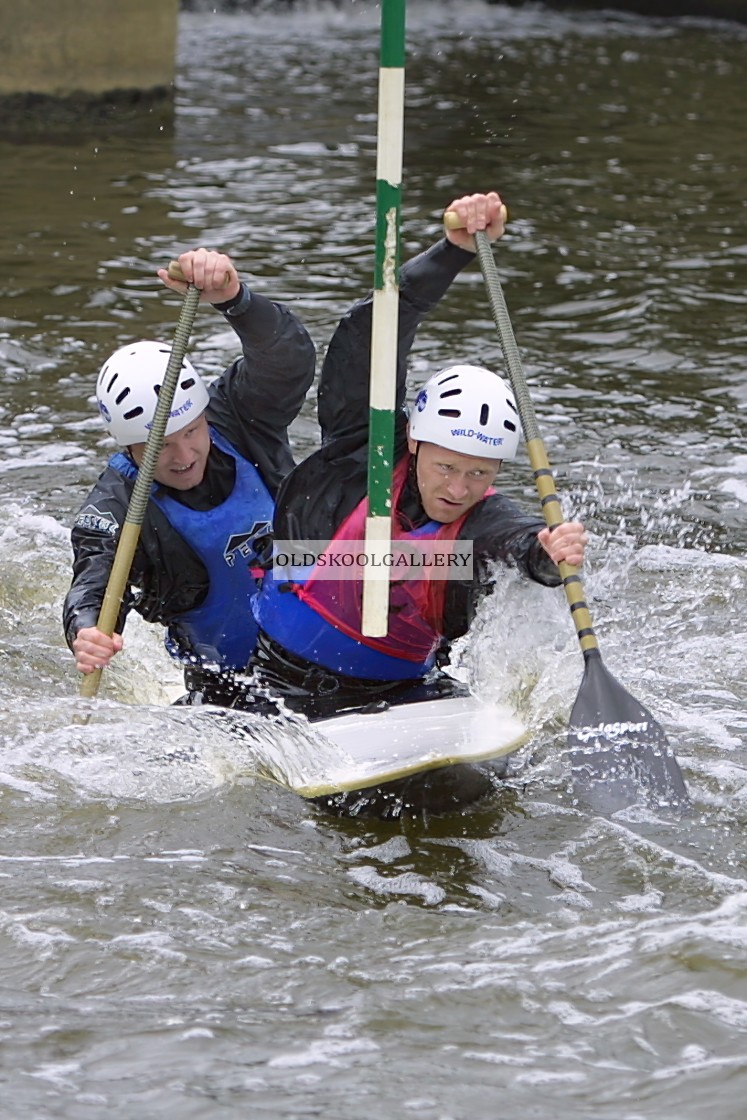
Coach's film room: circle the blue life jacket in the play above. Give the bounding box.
[254,570,435,681]
[111,427,273,671]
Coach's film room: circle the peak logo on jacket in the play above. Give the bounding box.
[74,504,119,536]
[223,521,272,567]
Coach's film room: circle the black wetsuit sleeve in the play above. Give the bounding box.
[442,494,561,640]
[62,465,210,649]
[62,469,142,649]
[316,238,476,443]
[206,285,316,491]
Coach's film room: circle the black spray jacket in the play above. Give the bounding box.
[269,236,560,646]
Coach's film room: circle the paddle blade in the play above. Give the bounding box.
[567,653,690,814]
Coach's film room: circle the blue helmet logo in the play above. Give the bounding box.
[416,389,428,412]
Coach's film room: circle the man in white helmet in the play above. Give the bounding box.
[242,193,587,740]
[63,248,316,702]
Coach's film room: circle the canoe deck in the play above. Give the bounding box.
[294,695,529,797]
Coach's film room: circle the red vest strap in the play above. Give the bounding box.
[296,455,491,662]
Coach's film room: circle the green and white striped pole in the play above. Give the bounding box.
[362,0,405,637]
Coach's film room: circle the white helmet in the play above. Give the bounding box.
[408,364,521,460]
[95,340,209,445]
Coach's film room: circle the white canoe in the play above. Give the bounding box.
[293,694,529,798]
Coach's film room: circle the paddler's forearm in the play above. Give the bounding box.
[317,238,476,442]
[398,237,476,315]
[212,283,316,429]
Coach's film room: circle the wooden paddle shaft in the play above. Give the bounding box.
[79,282,202,699]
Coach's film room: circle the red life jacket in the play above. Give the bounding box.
[295,455,490,665]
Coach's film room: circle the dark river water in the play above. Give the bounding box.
[1,3,746,1117]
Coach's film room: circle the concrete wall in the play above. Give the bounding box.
[0,0,179,96]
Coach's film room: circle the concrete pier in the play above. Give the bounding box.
[0,0,179,137]
[0,0,178,97]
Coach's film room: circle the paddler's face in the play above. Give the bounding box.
[407,437,501,523]
[129,412,211,490]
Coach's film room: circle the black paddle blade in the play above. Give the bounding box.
[567,652,690,814]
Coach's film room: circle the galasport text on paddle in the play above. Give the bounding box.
[444,208,689,812]
[79,264,203,700]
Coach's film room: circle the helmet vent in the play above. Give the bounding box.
[114,386,130,406]
[123,405,144,421]
[437,408,461,418]
[439,388,462,399]
[479,403,490,426]
[180,376,197,390]
[504,419,517,433]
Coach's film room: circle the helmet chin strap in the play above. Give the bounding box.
[407,439,422,487]
[401,440,427,525]
[126,444,144,468]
